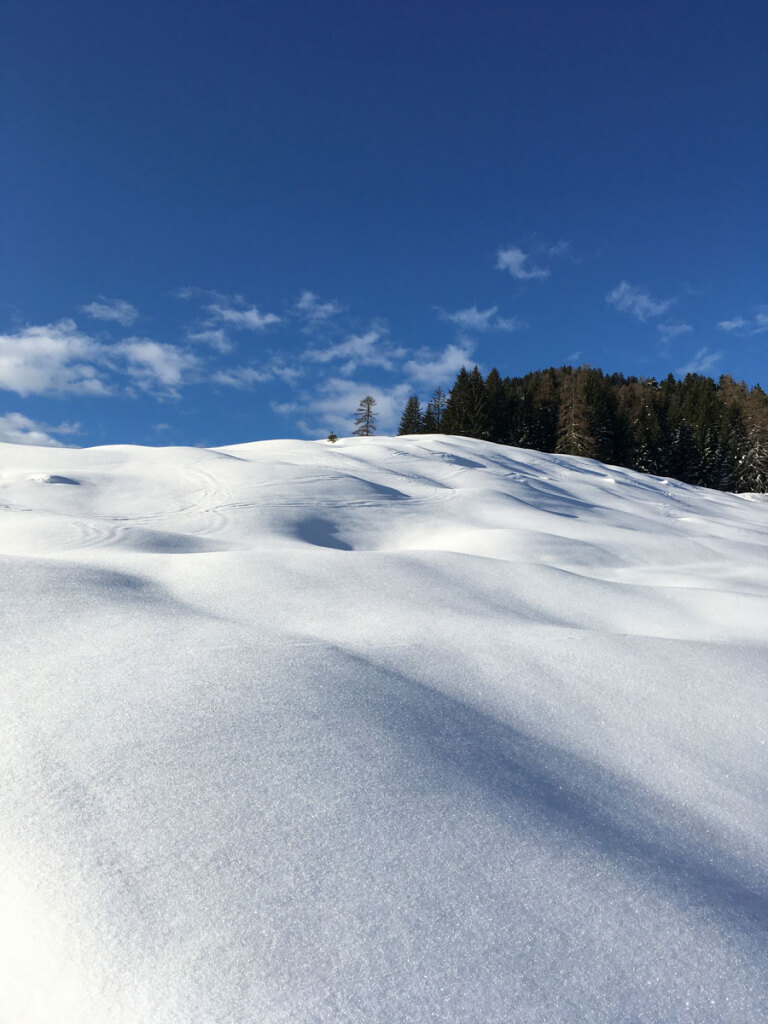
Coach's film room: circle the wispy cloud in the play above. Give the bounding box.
[295,290,343,322]
[606,281,675,321]
[495,247,550,280]
[716,317,748,332]
[304,328,405,375]
[115,338,199,394]
[716,309,768,334]
[437,305,523,332]
[545,240,571,258]
[212,359,301,389]
[677,347,722,375]
[404,340,474,384]
[0,412,80,447]
[0,319,109,396]
[176,288,282,331]
[81,297,139,327]
[187,328,233,353]
[206,303,282,330]
[658,321,693,340]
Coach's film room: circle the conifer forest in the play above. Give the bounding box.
[399,366,768,492]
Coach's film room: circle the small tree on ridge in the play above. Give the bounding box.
[353,395,378,436]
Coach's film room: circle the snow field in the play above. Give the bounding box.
[1,435,767,1022]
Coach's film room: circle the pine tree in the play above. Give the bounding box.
[422,404,438,433]
[485,368,509,443]
[398,395,423,435]
[441,368,471,435]
[353,395,378,436]
[665,421,701,484]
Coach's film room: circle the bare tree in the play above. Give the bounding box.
[353,395,378,436]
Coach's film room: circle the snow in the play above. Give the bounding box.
[1,434,767,1023]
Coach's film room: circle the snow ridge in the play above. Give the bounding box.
[1,435,767,1023]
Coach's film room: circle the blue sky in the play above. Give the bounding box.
[2,0,765,446]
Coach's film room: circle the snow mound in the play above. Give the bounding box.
[1,435,767,1023]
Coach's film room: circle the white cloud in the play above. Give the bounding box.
[295,291,342,322]
[304,329,405,375]
[495,315,524,332]
[80,297,139,327]
[213,359,301,389]
[115,338,199,393]
[658,321,693,339]
[716,317,748,332]
[677,347,722,376]
[496,247,550,280]
[546,240,571,258]
[187,328,233,353]
[0,319,109,396]
[212,367,274,388]
[717,310,768,335]
[206,303,282,330]
[0,412,79,447]
[606,281,675,321]
[404,340,474,384]
[437,306,522,332]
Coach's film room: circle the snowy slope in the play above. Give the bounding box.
[1,435,767,1024]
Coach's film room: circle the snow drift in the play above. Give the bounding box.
[1,435,767,1023]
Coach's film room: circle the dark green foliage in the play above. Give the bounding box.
[416,362,768,492]
[398,395,423,435]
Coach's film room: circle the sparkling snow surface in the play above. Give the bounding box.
[2,435,767,1023]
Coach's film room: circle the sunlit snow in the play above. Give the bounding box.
[2,435,767,1023]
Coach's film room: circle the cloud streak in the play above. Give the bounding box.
[81,297,139,326]
[606,281,675,321]
[304,329,405,375]
[295,291,343,322]
[658,321,693,340]
[437,306,522,332]
[496,247,550,280]
[677,347,722,376]
[206,303,282,330]
[717,310,768,335]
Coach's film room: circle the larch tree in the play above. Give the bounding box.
[353,395,378,436]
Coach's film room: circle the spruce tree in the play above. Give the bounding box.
[442,368,471,435]
[398,395,423,435]
[422,404,438,433]
[485,368,509,443]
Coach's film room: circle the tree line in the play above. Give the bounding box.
[398,366,768,492]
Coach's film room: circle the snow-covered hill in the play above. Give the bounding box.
[2,435,767,1023]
